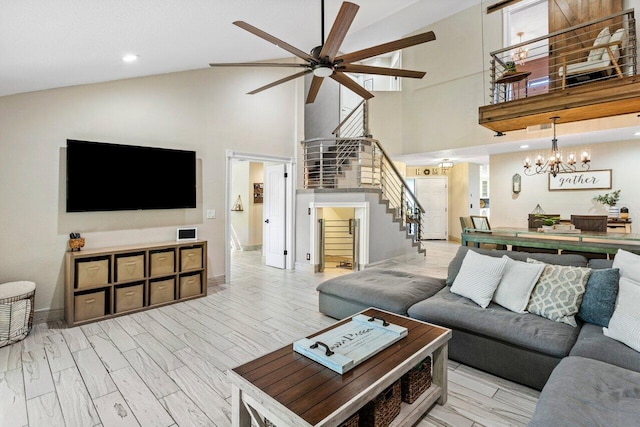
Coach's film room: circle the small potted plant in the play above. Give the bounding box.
[536,215,560,231]
[593,189,621,218]
[505,61,517,73]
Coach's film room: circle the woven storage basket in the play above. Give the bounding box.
[401,356,432,404]
[0,281,36,348]
[359,380,401,427]
[265,412,358,427]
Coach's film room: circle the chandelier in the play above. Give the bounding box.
[511,32,528,66]
[523,117,591,178]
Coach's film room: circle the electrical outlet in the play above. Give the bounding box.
[306,253,311,261]
[206,209,216,219]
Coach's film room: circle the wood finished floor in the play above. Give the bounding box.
[0,242,539,427]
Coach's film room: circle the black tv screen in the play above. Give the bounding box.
[66,139,196,212]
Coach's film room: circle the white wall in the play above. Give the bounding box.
[249,162,264,248]
[230,161,251,247]
[0,67,302,313]
[490,139,640,228]
[230,161,264,250]
[392,4,503,154]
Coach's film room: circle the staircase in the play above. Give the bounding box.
[302,101,426,255]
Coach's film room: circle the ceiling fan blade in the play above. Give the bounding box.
[248,70,311,95]
[338,64,426,79]
[233,21,314,62]
[209,62,308,68]
[318,2,360,61]
[336,31,436,64]
[306,76,325,104]
[330,72,374,100]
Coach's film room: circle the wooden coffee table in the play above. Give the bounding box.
[227,308,451,426]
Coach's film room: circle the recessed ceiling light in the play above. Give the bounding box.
[122,54,139,63]
[634,131,640,136]
[520,144,529,149]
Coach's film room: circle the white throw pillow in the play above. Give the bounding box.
[604,277,640,352]
[493,257,545,313]
[601,28,625,63]
[613,249,640,283]
[587,27,611,61]
[450,251,508,308]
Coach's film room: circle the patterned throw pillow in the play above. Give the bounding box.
[526,261,591,327]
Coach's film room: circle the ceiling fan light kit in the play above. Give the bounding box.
[312,65,334,78]
[209,1,436,103]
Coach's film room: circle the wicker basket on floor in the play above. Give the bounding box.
[401,356,432,404]
[0,281,36,348]
[265,412,358,427]
[359,380,401,427]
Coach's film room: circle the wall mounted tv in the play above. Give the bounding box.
[66,139,196,212]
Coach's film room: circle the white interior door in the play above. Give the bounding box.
[415,177,448,240]
[264,164,286,269]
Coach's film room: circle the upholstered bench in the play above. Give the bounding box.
[317,269,445,319]
[0,281,36,347]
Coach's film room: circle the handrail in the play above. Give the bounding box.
[372,140,425,214]
[487,9,636,105]
[301,136,426,250]
[300,137,425,214]
[332,99,366,135]
[489,9,634,56]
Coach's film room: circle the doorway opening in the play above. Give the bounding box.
[225,151,295,284]
[414,176,448,240]
[317,207,359,272]
[308,202,369,274]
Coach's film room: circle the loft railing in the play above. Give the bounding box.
[333,99,369,138]
[489,9,636,104]
[302,136,425,251]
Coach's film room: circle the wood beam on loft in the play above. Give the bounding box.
[478,75,640,133]
[486,0,525,14]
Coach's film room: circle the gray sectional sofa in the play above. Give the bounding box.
[317,246,640,426]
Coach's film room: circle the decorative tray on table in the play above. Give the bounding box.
[293,314,408,374]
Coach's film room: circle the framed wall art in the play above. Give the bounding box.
[253,183,263,203]
[548,170,612,191]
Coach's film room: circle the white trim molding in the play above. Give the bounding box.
[309,202,370,269]
[225,150,296,283]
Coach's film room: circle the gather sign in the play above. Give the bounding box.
[548,170,612,191]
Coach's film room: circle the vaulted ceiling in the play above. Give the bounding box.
[1,0,480,97]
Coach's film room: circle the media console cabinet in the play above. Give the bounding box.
[65,240,207,326]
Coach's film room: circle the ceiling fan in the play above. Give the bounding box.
[209,1,436,104]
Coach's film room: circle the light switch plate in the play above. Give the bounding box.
[206,209,216,219]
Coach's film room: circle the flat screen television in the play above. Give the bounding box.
[66,139,196,212]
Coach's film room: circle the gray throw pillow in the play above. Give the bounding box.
[578,268,620,327]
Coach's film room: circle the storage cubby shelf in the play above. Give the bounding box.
[65,240,207,326]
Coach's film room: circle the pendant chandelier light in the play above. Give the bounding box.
[511,31,528,65]
[438,159,454,173]
[523,117,591,178]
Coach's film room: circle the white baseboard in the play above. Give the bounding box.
[33,308,64,325]
[295,262,315,273]
[207,274,226,287]
[240,244,263,251]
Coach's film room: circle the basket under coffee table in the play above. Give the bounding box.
[227,308,451,426]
